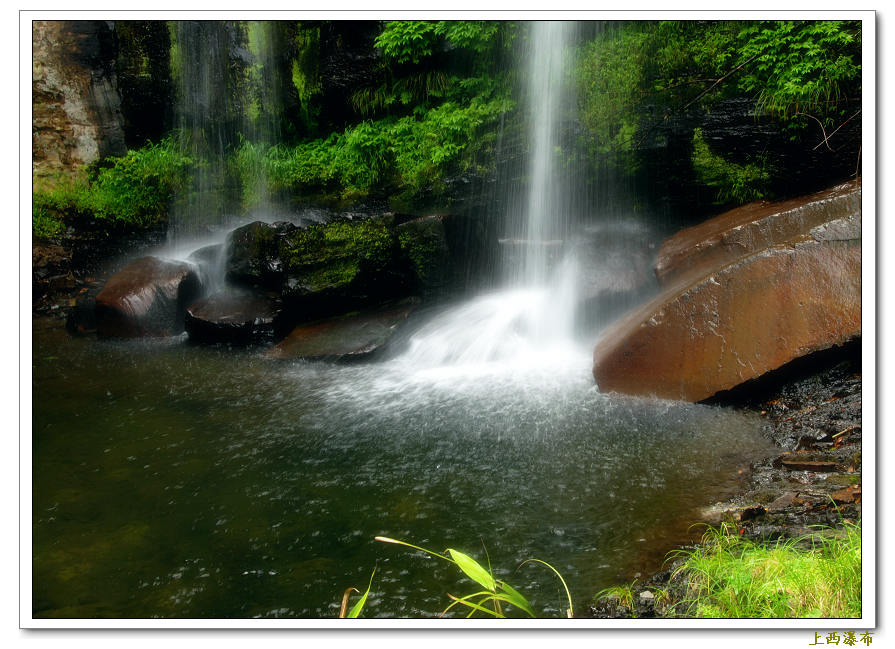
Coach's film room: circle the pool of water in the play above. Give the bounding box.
[32,311,775,619]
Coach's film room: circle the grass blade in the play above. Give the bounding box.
[375,536,450,562]
[338,588,358,619]
[444,593,505,618]
[521,558,574,618]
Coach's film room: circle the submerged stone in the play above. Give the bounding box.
[266,299,417,360]
[592,183,861,402]
[95,256,203,338]
[184,290,280,345]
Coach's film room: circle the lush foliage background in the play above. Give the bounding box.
[34,19,862,239]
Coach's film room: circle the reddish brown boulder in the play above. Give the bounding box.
[655,180,860,287]
[592,192,861,402]
[267,300,417,360]
[95,257,203,338]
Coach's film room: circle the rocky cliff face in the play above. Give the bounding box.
[32,20,127,180]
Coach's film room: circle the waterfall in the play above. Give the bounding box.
[166,20,287,289]
[519,21,576,289]
[168,20,285,246]
[169,20,235,243]
[396,21,583,369]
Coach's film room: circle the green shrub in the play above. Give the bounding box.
[89,137,193,226]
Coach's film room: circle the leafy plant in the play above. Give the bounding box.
[374,536,573,618]
[89,136,194,226]
[691,127,773,204]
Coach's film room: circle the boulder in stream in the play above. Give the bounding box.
[184,290,280,345]
[266,299,418,361]
[592,182,861,402]
[95,256,203,337]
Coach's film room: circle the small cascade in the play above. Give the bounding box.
[169,20,236,243]
[166,20,288,288]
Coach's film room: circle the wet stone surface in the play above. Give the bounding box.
[588,344,862,619]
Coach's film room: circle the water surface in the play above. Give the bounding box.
[33,313,774,619]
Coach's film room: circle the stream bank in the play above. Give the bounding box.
[588,340,863,619]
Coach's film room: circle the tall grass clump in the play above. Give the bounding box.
[669,522,861,618]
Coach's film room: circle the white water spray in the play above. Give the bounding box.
[395,21,583,371]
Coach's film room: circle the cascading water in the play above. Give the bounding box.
[166,20,288,288]
[396,21,583,369]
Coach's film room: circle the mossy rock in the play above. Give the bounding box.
[396,215,451,296]
[280,214,403,297]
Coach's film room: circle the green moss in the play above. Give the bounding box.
[281,216,398,293]
[691,127,773,205]
[397,217,450,289]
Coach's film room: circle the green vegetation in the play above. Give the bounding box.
[32,137,193,239]
[34,20,862,237]
[691,127,773,204]
[576,20,861,205]
[597,523,862,618]
[352,536,573,618]
[281,215,398,293]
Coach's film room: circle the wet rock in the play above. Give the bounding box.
[766,492,798,513]
[592,188,861,402]
[184,290,280,345]
[830,485,861,504]
[396,215,452,297]
[95,256,203,337]
[655,180,860,287]
[226,221,297,289]
[32,20,127,179]
[267,299,417,361]
[778,458,838,472]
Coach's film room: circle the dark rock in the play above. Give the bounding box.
[267,299,417,361]
[779,458,838,473]
[184,290,280,345]
[226,221,297,289]
[592,184,861,402]
[95,256,203,337]
[66,297,97,334]
[737,505,766,521]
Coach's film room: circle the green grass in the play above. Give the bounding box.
[667,522,861,618]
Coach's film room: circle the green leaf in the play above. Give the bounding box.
[346,568,376,618]
[446,548,497,591]
[498,581,536,617]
